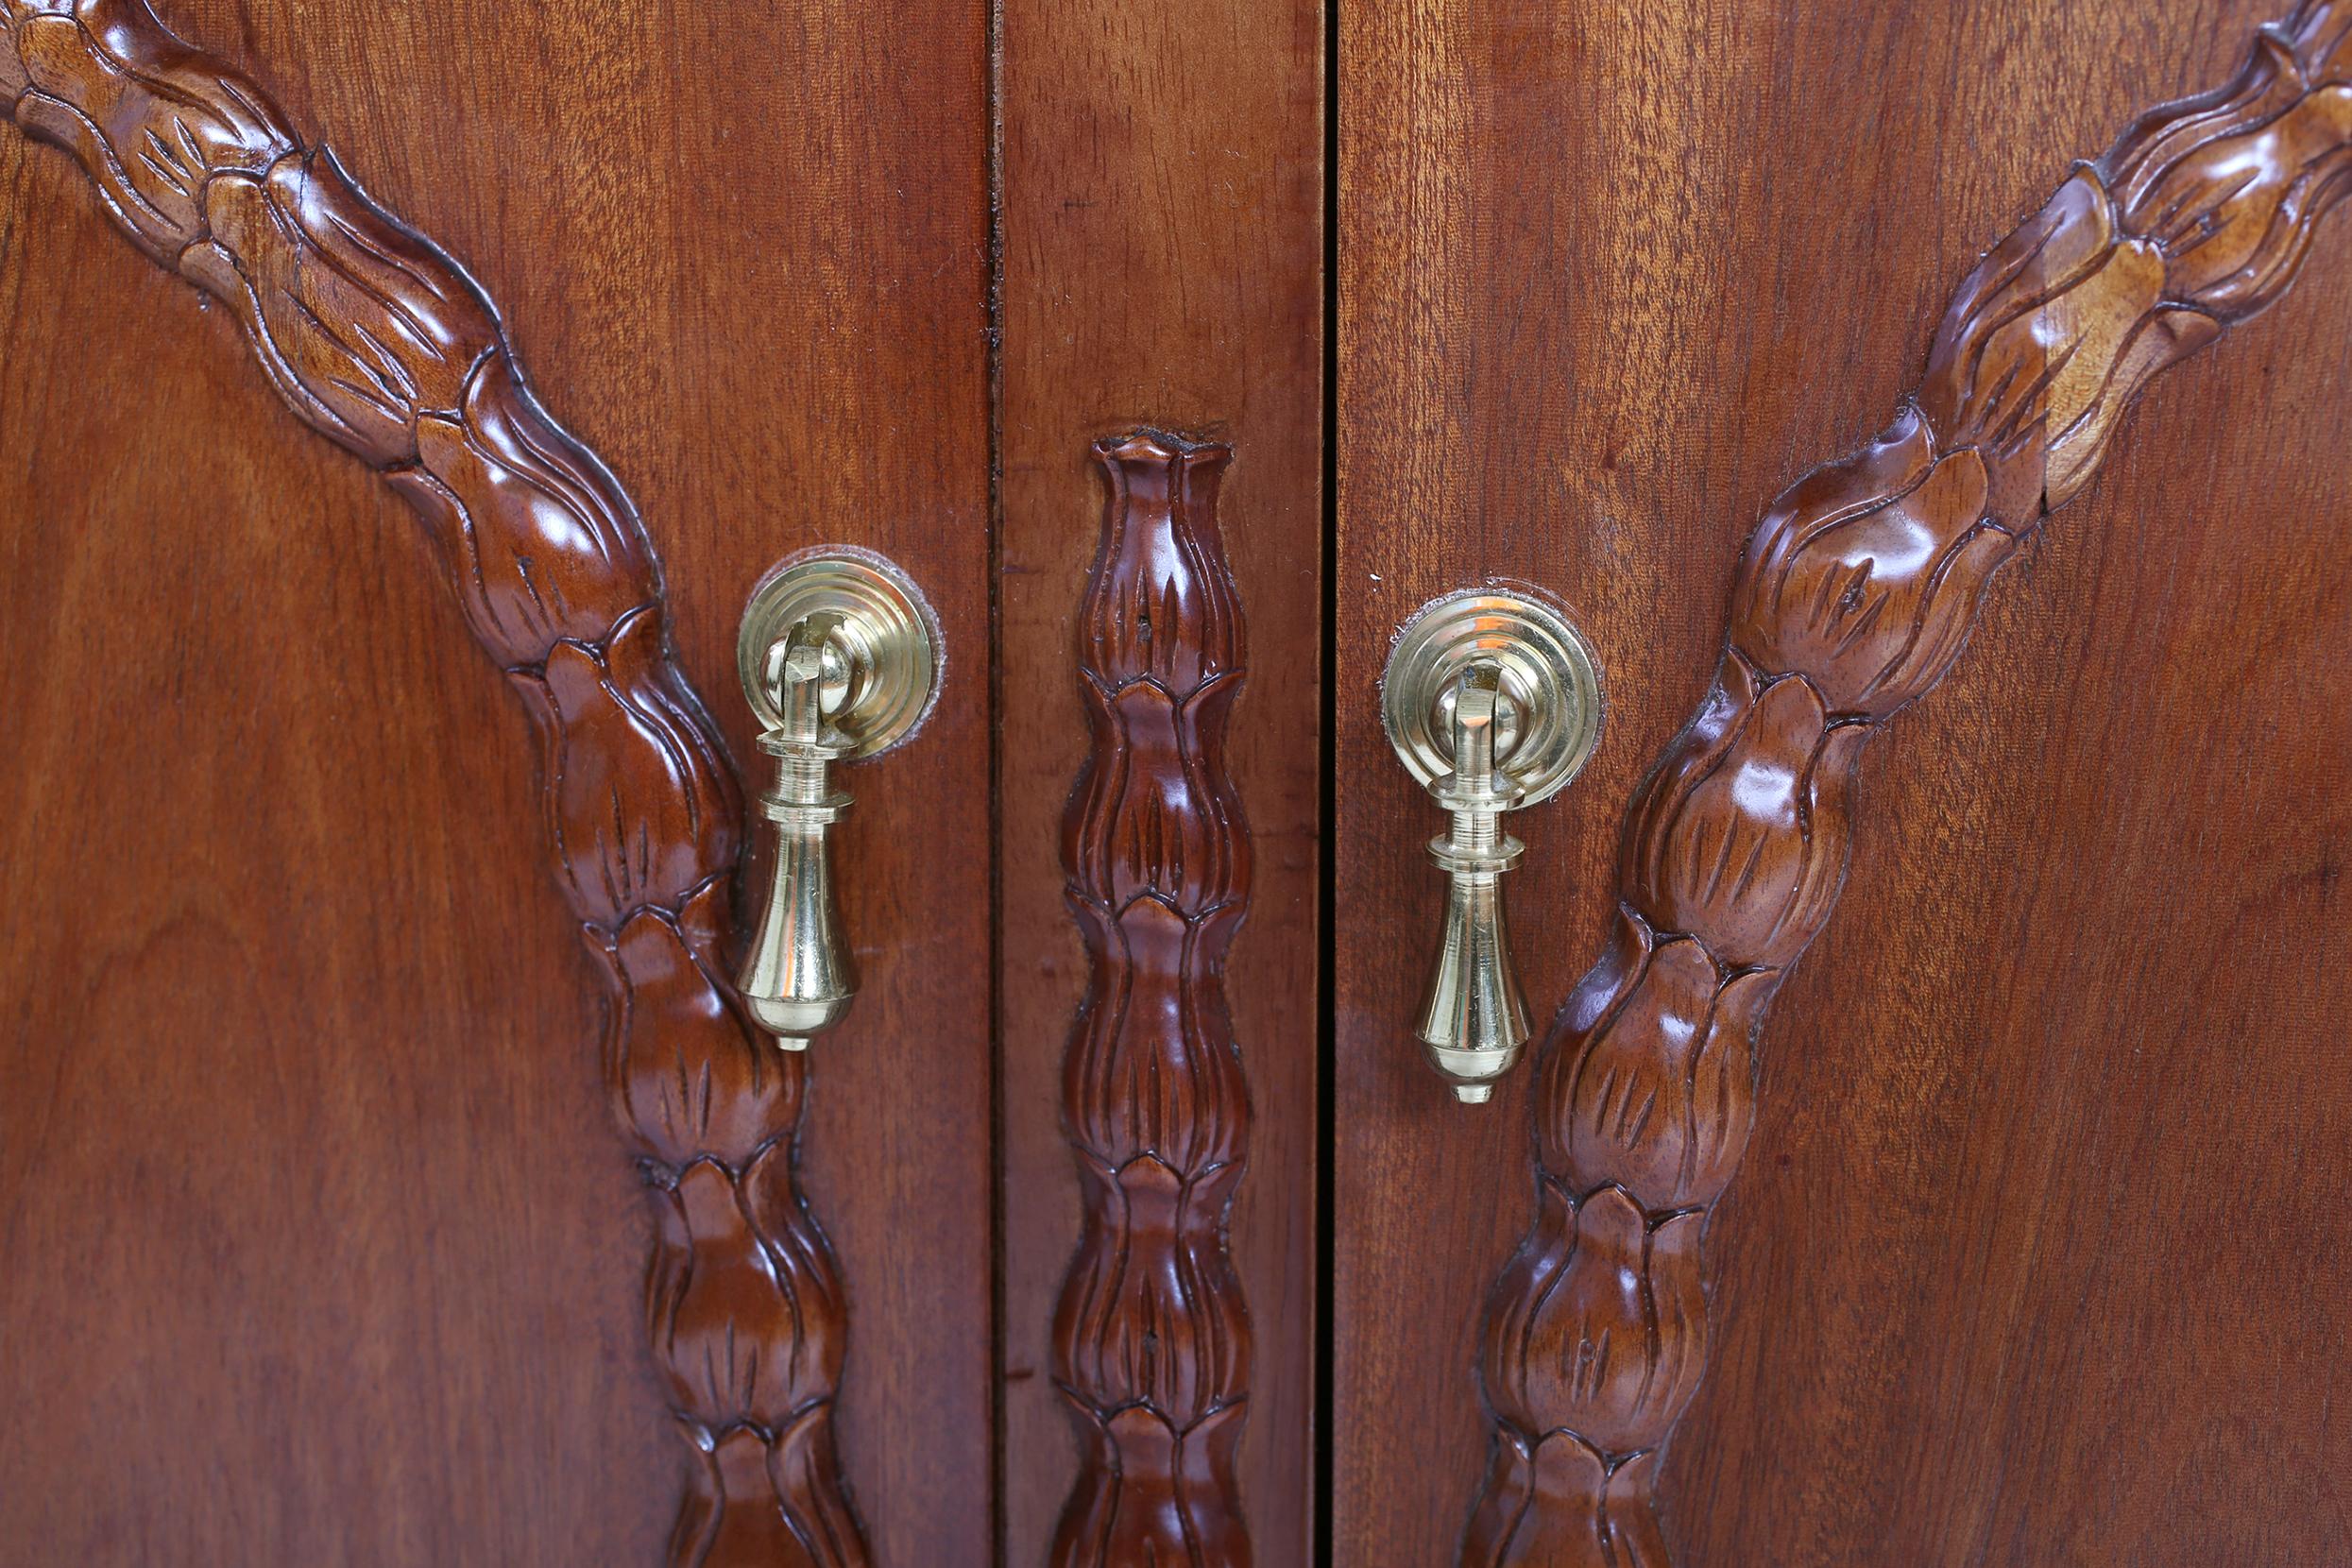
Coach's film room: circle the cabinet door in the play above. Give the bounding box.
[14,1,2352,1563]
[992,0,1325,1559]
[1335,3,2352,1564]
[0,3,992,1562]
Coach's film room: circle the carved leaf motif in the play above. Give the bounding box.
[1732,410,2014,717]
[1065,896,1249,1172]
[191,149,490,458]
[13,3,289,255]
[674,1423,852,1568]
[1922,173,2129,466]
[1548,947,1779,1209]
[655,1159,828,1421]
[1918,166,2243,517]
[758,1406,865,1568]
[598,900,792,1171]
[1,5,866,1559]
[1067,675,1248,916]
[1464,1430,1671,1568]
[1081,432,1242,690]
[517,609,738,926]
[1054,1402,1250,1568]
[2109,28,2352,315]
[1483,1184,1706,1457]
[2044,306,2223,505]
[1058,1150,1249,1423]
[1475,9,2352,1562]
[1543,906,1658,1046]
[406,352,647,644]
[1055,433,1254,1567]
[1482,1179,1581,1437]
[1623,661,1870,966]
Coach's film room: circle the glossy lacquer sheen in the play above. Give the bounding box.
[1054,433,1255,1566]
[0,4,863,1561]
[1468,7,2352,1562]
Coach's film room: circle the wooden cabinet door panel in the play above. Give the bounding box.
[1336,3,2352,1564]
[994,0,1324,1559]
[0,1,992,1561]
[0,130,676,1561]
[8,0,2350,1561]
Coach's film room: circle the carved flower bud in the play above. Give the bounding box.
[600,900,794,1171]
[197,149,502,460]
[1622,658,1870,972]
[653,1150,841,1427]
[1540,929,1779,1210]
[1732,408,2015,718]
[1482,1183,1707,1457]
[1915,168,2226,520]
[2105,27,2352,321]
[1054,1150,1247,1424]
[12,3,294,256]
[514,609,740,925]
[1465,1437,1665,1568]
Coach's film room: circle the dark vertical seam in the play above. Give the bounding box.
[984,0,1009,1558]
[1314,0,1340,1561]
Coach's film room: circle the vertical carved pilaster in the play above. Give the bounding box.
[1468,8,2352,1563]
[1054,431,1254,1566]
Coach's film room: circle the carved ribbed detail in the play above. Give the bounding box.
[1469,9,2352,1562]
[1054,431,1253,1566]
[2,4,866,1561]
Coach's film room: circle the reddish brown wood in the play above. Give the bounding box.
[1338,3,2352,1563]
[20,0,2351,1558]
[0,4,867,1560]
[995,4,1323,1560]
[1468,8,2352,1562]
[1052,431,1253,1565]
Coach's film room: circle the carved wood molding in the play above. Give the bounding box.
[1054,431,1254,1566]
[1468,8,2352,1563]
[0,4,866,1562]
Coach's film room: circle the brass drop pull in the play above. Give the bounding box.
[735,551,939,1048]
[1384,588,1602,1102]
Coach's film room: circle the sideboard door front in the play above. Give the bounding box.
[0,2,995,1563]
[1332,4,2352,1565]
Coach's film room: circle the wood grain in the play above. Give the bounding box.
[1053,431,1253,1565]
[1474,10,2352,1558]
[1337,2,2352,1562]
[1,128,674,1565]
[0,4,863,1558]
[996,2,1323,1560]
[0,0,993,1560]
[15,0,2349,1558]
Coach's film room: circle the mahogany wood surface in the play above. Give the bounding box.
[0,0,992,1561]
[997,3,1322,1562]
[1337,2,2352,1563]
[10,0,2352,1559]
[1052,432,1253,1564]
[2,128,673,1564]
[1470,8,2352,1561]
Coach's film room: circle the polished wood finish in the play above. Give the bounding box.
[2,144,672,1565]
[1338,2,2352,1563]
[1054,432,1253,1565]
[1472,9,2352,1560]
[14,0,2352,1558]
[996,2,1323,1561]
[0,0,991,1559]
[4,6,861,1555]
